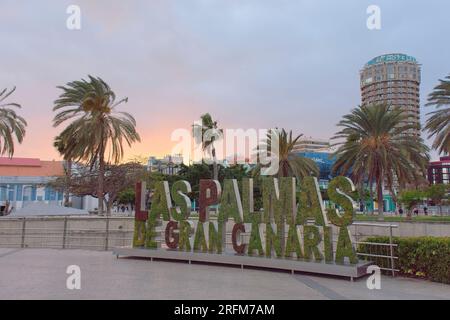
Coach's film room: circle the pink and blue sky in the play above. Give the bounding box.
[1,0,449,161]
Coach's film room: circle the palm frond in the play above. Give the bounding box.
[0,87,27,157]
[425,75,450,154]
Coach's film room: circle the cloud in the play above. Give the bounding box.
[0,0,449,160]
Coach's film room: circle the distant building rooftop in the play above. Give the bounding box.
[293,137,331,153]
[366,53,417,67]
[0,157,64,177]
[147,154,183,175]
[0,157,41,167]
[430,156,450,164]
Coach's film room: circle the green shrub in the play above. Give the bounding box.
[359,236,450,284]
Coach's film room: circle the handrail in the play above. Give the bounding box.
[353,222,399,228]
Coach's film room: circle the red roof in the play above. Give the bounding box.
[0,157,41,167]
[0,158,64,177]
[429,157,450,168]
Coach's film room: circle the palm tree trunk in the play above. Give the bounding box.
[64,159,72,207]
[281,161,289,177]
[369,180,374,214]
[358,182,365,213]
[212,147,218,181]
[376,177,384,221]
[98,150,105,215]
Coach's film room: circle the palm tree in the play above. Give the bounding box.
[332,104,429,220]
[425,75,450,155]
[193,113,222,180]
[0,87,27,157]
[253,129,319,179]
[53,76,141,215]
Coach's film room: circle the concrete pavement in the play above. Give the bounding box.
[0,248,449,300]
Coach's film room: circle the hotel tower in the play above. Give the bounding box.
[360,53,421,136]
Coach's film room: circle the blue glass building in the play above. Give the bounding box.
[297,151,396,212]
[297,152,336,189]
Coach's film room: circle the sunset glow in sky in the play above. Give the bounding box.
[1,0,450,161]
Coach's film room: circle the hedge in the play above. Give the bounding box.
[359,236,450,284]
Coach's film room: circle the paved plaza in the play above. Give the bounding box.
[0,248,449,300]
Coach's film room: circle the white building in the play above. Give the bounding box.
[147,154,183,175]
[293,137,332,153]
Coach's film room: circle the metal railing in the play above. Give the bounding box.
[0,216,134,251]
[353,222,399,277]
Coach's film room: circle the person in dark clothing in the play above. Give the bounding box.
[398,208,403,216]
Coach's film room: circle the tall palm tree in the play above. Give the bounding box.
[332,104,429,220]
[0,87,27,157]
[425,75,450,155]
[253,129,319,179]
[193,113,222,180]
[53,76,141,214]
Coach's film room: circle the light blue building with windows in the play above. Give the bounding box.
[0,158,64,215]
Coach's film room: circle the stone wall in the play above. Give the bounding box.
[0,216,134,250]
[350,221,450,238]
[0,216,449,251]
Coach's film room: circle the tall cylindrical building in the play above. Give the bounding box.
[360,53,421,136]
